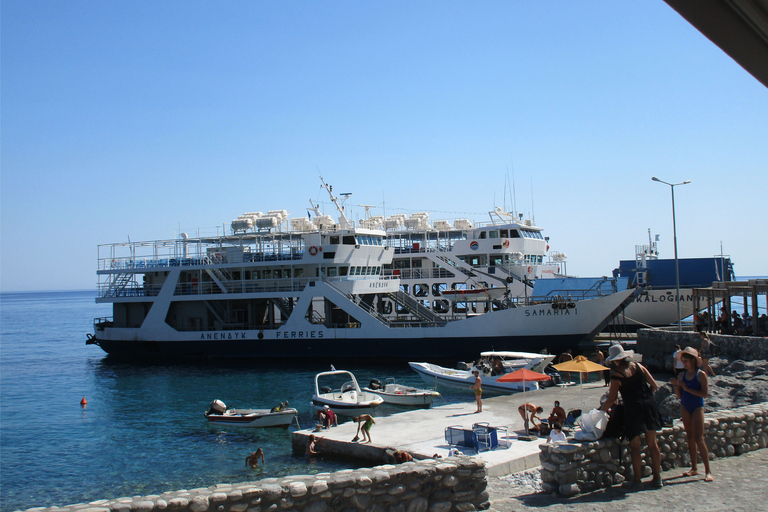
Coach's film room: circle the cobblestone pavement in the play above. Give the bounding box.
[487,448,768,512]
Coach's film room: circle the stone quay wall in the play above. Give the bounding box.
[538,402,768,496]
[20,457,489,512]
[636,328,768,373]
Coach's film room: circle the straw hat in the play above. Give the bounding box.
[680,346,703,366]
[605,344,634,363]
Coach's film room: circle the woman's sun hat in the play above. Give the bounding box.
[680,346,703,367]
[605,344,635,363]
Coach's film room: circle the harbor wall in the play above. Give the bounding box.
[635,328,768,373]
[20,457,489,512]
[538,402,768,496]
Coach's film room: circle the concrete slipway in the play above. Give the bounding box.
[291,378,613,476]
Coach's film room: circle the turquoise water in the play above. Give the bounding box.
[0,291,466,512]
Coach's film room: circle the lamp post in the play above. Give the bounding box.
[652,177,691,331]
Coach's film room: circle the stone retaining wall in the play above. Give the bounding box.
[20,457,489,512]
[538,402,768,496]
[636,328,768,373]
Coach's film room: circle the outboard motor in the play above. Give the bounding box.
[368,378,382,390]
[206,399,226,416]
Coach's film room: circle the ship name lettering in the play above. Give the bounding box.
[200,332,248,340]
[524,308,573,317]
[637,293,692,304]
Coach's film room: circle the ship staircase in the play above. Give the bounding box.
[319,278,393,327]
[105,273,132,297]
[385,290,448,327]
[427,254,476,279]
[319,278,447,327]
[205,268,232,293]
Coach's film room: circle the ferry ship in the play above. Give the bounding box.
[380,212,734,330]
[87,179,636,361]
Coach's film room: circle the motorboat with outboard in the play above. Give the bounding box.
[363,377,441,407]
[87,177,637,361]
[204,399,298,428]
[311,369,384,416]
[409,350,556,394]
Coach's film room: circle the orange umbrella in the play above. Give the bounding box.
[496,368,551,436]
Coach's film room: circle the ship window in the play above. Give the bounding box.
[432,283,447,296]
[400,284,409,294]
[479,231,487,239]
[414,284,428,297]
[343,235,356,245]
[432,300,449,313]
[489,230,499,239]
[382,301,392,314]
[500,229,508,238]
[295,268,304,277]
[323,252,335,259]
[330,236,340,245]
[510,230,520,238]
[327,267,338,277]
[491,255,504,266]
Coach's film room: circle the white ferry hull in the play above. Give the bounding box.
[91,285,635,361]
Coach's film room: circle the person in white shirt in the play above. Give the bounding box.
[673,345,685,376]
[547,422,566,443]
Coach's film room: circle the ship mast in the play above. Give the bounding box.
[319,176,352,229]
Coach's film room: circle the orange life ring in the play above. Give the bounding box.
[503,239,510,248]
[527,266,533,273]
[309,246,319,256]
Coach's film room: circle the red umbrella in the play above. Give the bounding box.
[496,369,551,436]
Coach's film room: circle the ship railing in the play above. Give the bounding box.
[97,284,163,298]
[173,279,312,296]
[93,317,113,331]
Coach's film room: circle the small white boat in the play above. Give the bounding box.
[311,369,384,416]
[363,378,441,407]
[204,400,298,428]
[409,350,556,395]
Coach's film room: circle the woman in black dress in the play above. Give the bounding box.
[600,344,663,489]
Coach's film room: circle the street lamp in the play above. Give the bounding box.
[652,177,691,331]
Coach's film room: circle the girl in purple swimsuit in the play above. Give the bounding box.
[670,346,714,482]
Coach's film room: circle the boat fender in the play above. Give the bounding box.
[368,378,382,390]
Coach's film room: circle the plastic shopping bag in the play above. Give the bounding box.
[574,408,610,441]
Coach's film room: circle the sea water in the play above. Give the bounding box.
[0,291,465,512]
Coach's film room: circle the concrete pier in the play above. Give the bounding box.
[292,377,612,476]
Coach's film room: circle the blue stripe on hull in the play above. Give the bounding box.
[92,334,584,362]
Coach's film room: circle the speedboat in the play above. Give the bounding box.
[409,350,556,394]
[204,399,298,428]
[311,369,384,416]
[363,377,440,407]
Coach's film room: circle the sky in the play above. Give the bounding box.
[1,1,766,292]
